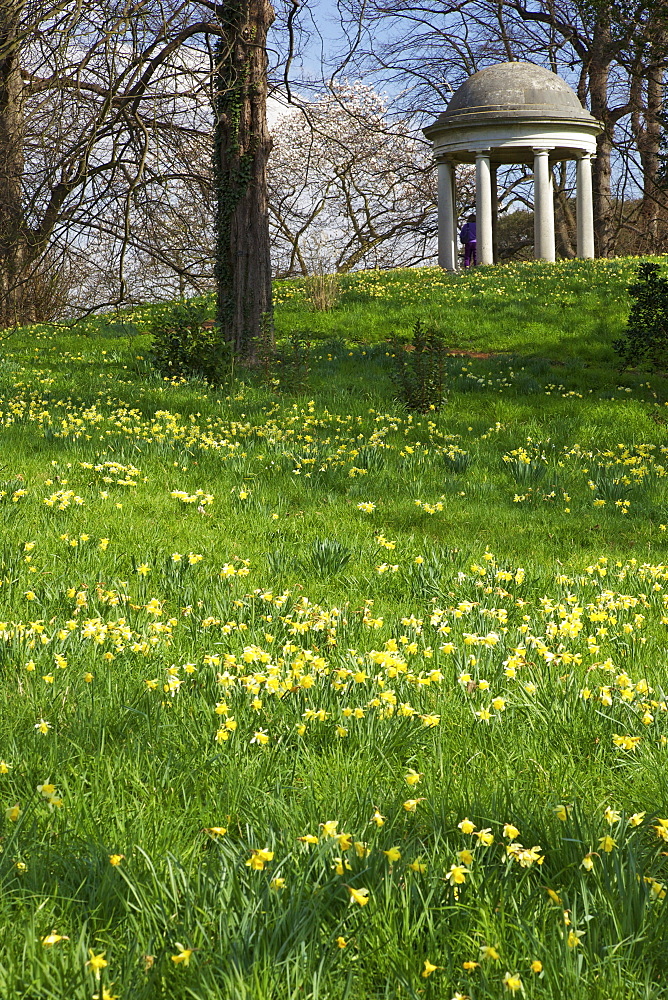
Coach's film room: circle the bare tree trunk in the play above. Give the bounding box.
[636,33,667,249]
[214,0,274,359]
[0,1,33,326]
[588,15,613,257]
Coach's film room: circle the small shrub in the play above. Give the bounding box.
[149,300,230,383]
[304,271,339,312]
[390,320,448,412]
[614,262,668,371]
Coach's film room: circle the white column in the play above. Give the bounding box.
[533,147,555,262]
[475,150,493,265]
[437,159,457,271]
[491,163,498,264]
[451,166,458,261]
[576,153,595,258]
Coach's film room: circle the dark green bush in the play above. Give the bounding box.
[390,319,448,412]
[614,262,668,371]
[149,300,229,383]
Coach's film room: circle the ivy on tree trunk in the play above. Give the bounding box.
[0,4,34,327]
[213,0,274,359]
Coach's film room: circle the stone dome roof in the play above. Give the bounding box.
[440,61,596,123]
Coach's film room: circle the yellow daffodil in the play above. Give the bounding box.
[567,929,585,948]
[458,817,476,834]
[246,848,274,870]
[604,806,621,825]
[41,932,69,947]
[502,972,523,994]
[653,822,668,842]
[475,828,494,846]
[347,886,370,906]
[446,863,470,885]
[171,943,193,966]
[86,950,108,976]
[421,959,439,977]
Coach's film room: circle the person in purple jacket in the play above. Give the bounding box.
[459,215,477,267]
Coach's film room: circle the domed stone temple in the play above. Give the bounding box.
[423,62,602,269]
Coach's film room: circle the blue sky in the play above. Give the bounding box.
[269,0,390,90]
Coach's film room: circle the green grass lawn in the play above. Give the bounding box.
[272,257,642,359]
[1,257,668,999]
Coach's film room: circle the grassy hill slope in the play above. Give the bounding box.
[0,258,667,999]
